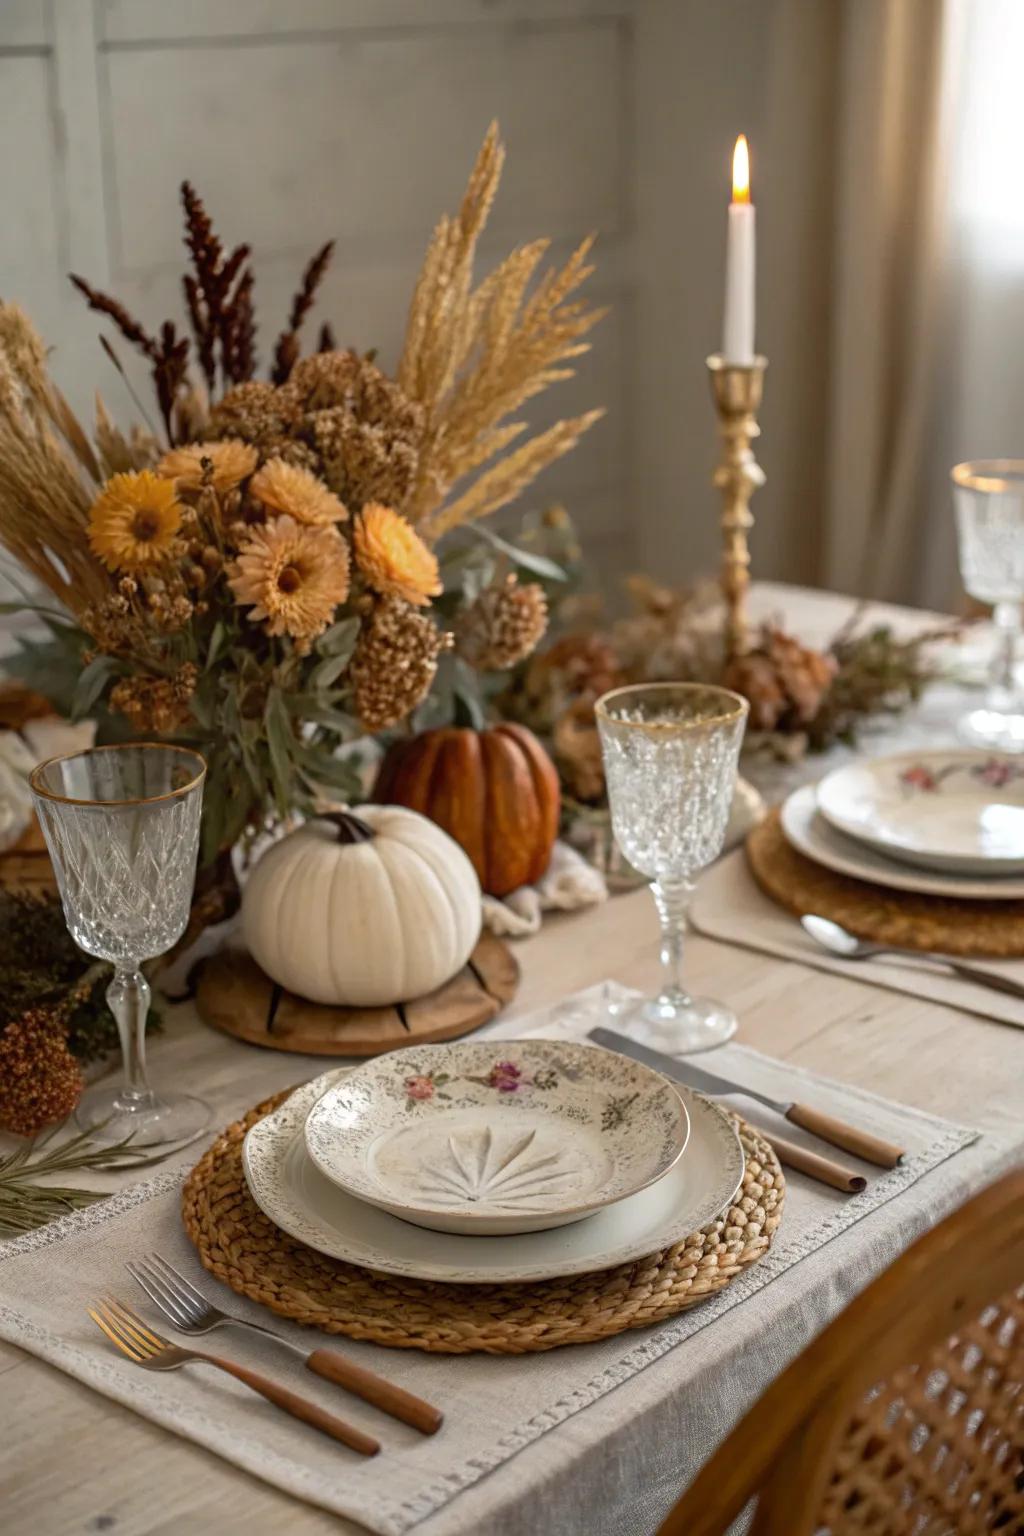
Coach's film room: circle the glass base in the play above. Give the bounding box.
[617,994,737,1056]
[74,1085,211,1150]
[958,706,1024,753]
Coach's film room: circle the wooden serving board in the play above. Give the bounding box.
[194,931,520,1056]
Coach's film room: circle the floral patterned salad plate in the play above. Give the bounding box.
[781,785,1024,899]
[243,1067,743,1282]
[303,1040,691,1235]
[816,751,1024,876]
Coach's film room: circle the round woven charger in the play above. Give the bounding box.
[181,1088,784,1355]
[748,809,1024,958]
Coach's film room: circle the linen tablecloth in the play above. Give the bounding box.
[1,983,1011,1536]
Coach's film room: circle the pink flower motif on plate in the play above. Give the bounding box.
[972,757,1019,788]
[899,764,940,793]
[405,1074,435,1102]
[488,1060,527,1093]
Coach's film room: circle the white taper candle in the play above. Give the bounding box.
[722,135,756,364]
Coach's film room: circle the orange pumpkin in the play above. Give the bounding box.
[373,724,560,897]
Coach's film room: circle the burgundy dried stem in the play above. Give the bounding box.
[271,240,335,384]
[180,181,254,391]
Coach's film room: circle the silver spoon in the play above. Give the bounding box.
[800,914,1024,1000]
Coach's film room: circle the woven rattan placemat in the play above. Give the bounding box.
[181,1088,784,1355]
[748,809,1024,958]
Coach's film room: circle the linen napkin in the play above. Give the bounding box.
[0,983,995,1536]
[690,845,1024,1030]
[481,839,608,938]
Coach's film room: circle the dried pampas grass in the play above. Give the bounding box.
[398,123,605,535]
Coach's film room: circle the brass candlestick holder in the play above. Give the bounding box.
[707,354,767,657]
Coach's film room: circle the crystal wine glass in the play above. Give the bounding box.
[953,459,1024,751]
[596,682,748,1054]
[30,743,209,1148]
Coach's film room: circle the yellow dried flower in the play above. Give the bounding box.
[352,502,441,608]
[229,515,350,640]
[250,458,348,527]
[88,471,182,572]
[156,439,258,492]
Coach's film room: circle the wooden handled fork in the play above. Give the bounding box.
[126,1251,443,1434]
[88,1295,380,1455]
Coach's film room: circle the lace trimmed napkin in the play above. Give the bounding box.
[0,984,1002,1536]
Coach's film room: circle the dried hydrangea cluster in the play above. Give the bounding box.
[349,596,452,730]
[0,122,601,861]
[0,1007,84,1137]
[212,351,424,513]
[456,574,549,671]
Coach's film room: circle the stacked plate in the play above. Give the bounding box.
[781,748,1024,899]
[242,1038,745,1284]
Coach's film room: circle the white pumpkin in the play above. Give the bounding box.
[242,805,482,1007]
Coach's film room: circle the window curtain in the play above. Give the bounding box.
[772,0,1024,611]
[819,0,962,605]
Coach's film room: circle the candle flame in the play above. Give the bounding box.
[732,135,750,203]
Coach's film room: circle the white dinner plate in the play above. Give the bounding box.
[302,1039,690,1236]
[781,785,1024,900]
[243,1068,745,1284]
[816,750,1024,875]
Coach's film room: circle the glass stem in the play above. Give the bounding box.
[990,601,1022,709]
[650,879,694,1007]
[108,966,155,1112]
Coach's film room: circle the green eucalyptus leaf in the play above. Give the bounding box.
[463,523,567,581]
[71,655,119,722]
[460,557,497,606]
[188,688,215,730]
[205,620,227,670]
[453,684,485,730]
[0,600,75,627]
[310,649,355,691]
[264,687,295,815]
[298,700,359,735]
[316,616,360,659]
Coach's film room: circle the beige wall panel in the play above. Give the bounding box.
[100,1,628,44]
[103,23,626,273]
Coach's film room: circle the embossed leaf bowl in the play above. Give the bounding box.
[303,1039,691,1235]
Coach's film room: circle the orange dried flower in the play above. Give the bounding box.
[88,471,182,572]
[352,502,441,608]
[229,514,350,640]
[156,439,258,493]
[250,458,348,527]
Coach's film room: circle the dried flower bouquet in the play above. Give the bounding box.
[0,125,603,863]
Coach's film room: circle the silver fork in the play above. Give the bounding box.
[88,1295,379,1454]
[126,1252,442,1434]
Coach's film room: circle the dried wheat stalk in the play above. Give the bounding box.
[426,411,603,536]
[0,305,107,611]
[398,122,605,534]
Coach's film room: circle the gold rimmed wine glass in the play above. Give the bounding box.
[30,743,209,1148]
[953,460,1024,751]
[595,682,749,1054]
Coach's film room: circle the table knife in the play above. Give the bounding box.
[588,1027,905,1168]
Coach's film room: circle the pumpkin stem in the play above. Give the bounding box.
[324,810,376,844]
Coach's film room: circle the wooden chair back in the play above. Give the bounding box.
[656,1167,1024,1536]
